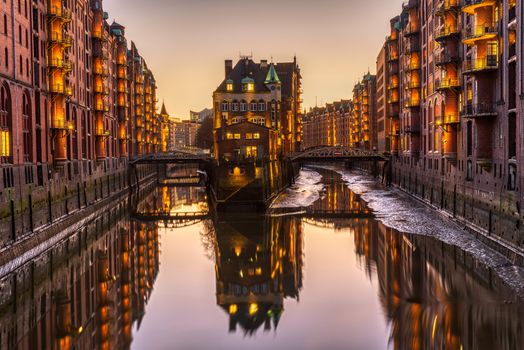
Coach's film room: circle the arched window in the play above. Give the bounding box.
[258,100,266,112]
[0,84,12,163]
[22,92,32,162]
[250,100,257,112]
[231,100,239,112]
[240,100,247,112]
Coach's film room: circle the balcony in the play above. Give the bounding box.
[92,31,109,42]
[387,54,399,62]
[435,24,460,42]
[460,103,497,118]
[47,58,72,72]
[509,6,517,25]
[94,103,106,112]
[48,84,72,96]
[93,66,109,77]
[405,81,421,90]
[47,5,72,21]
[435,0,461,15]
[404,42,420,54]
[463,23,498,44]
[51,119,74,131]
[438,114,460,125]
[388,81,399,90]
[463,56,498,74]
[404,98,421,108]
[404,24,420,36]
[435,52,460,66]
[48,33,72,47]
[462,0,497,15]
[94,85,109,95]
[435,78,461,91]
[406,61,420,71]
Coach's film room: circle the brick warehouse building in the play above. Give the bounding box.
[302,100,352,149]
[213,56,302,161]
[362,0,523,249]
[0,1,161,246]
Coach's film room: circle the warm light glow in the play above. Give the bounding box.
[249,303,258,315]
[229,304,238,314]
[0,131,10,157]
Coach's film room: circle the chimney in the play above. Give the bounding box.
[225,60,233,78]
[260,60,268,69]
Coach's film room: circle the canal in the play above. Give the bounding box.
[1,166,524,349]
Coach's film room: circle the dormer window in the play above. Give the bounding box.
[226,79,234,92]
[241,77,255,92]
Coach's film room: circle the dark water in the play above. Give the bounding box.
[1,170,523,350]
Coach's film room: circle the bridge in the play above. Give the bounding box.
[289,146,388,162]
[130,150,212,165]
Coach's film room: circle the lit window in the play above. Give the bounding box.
[226,133,233,140]
[246,83,255,92]
[246,133,253,139]
[0,130,10,157]
[253,133,260,139]
[234,133,241,139]
[227,83,233,92]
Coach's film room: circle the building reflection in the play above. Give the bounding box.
[134,185,209,216]
[0,198,160,349]
[347,216,524,350]
[213,215,303,335]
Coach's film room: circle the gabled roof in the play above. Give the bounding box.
[215,58,271,94]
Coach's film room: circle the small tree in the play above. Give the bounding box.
[196,117,214,150]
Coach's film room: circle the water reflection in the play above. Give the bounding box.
[212,215,303,335]
[1,175,524,349]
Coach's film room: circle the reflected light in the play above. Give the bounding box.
[249,303,258,315]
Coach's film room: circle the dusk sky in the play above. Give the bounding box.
[103,0,405,118]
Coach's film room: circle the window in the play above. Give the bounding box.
[226,82,233,91]
[245,146,257,158]
[231,102,239,111]
[226,133,233,140]
[0,85,11,163]
[221,102,229,112]
[250,102,257,111]
[240,102,247,112]
[22,93,32,163]
[234,133,241,140]
[246,133,253,140]
[258,102,266,111]
[253,133,260,139]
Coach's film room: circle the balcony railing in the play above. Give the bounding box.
[463,56,498,74]
[438,114,460,125]
[435,24,460,41]
[435,52,460,66]
[93,66,109,76]
[463,0,498,14]
[404,24,420,36]
[405,81,421,89]
[51,119,74,131]
[47,5,72,21]
[461,103,497,117]
[48,33,72,47]
[48,84,72,96]
[406,61,420,70]
[404,98,421,108]
[92,31,109,42]
[47,58,72,71]
[435,78,461,91]
[435,0,461,15]
[404,42,420,54]
[463,23,498,43]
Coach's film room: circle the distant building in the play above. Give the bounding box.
[174,120,200,149]
[190,108,214,123]
[351,73,377,151]
[302,101,352,150]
